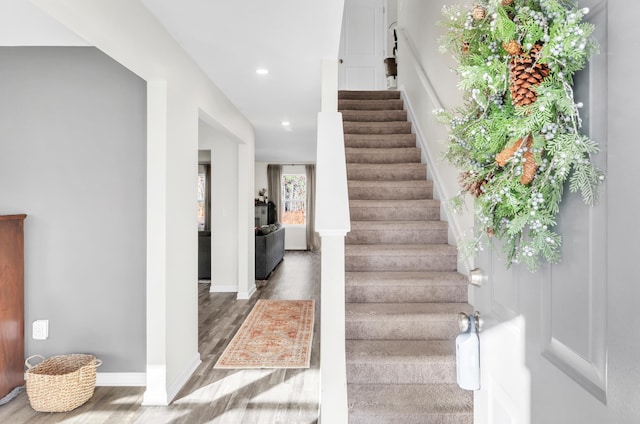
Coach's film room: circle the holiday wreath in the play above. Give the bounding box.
[436,0,604,271]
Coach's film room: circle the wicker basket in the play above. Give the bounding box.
[25,354,102,412]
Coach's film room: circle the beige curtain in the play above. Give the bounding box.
[306,164,320,251]
[267,164,282,224]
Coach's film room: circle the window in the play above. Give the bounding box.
[197,164,209,230]
[281,174,306,225]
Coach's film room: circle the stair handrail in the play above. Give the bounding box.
[398,27,444,111]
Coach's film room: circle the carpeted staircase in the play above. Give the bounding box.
[340,90,474,424]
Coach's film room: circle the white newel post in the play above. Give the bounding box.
[318,232,348,423]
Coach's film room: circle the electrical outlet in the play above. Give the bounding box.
[33,320,49,340]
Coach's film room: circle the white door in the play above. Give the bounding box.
[338,0,386,90]
[473,1,640,423]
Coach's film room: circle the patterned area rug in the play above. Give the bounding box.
[214,299,315,369]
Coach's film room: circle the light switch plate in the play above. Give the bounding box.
[33,320,49,340]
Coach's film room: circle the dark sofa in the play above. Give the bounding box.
[255,225,285,279]
[198,231,211,279]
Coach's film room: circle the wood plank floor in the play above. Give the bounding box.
[0,250,320,424]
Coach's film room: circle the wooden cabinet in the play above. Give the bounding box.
[0,214,26,399]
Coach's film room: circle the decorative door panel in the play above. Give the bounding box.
[541,0,608,402]
[339,0,386,90]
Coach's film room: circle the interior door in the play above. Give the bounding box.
[472,1,640,423]
[338,0,386,90]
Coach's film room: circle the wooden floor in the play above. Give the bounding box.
[0,251,320,424]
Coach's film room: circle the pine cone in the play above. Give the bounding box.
[503,40,522,56]
[520,147,538,185]
[495,134,539,184]
[472,5,486,20]
[495,135,528,166]
[501,0,514,5]
[459,171,487,198]
[509,44,550,107]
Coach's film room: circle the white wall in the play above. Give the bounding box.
[0,46,146,374]
[200,122,239,293]
[397,0,474,273]
[255,161,269,201]
[198,150,211,163]
[30,0,255,404]
[387,0,398,56]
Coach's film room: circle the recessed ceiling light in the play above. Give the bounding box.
[281,121,291,127]
[256,68,269,75]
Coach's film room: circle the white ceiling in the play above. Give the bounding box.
[0,0,88,45]
[0,0,345,163]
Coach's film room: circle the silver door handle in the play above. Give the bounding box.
[459,311,482,332]
[469,268,486,287]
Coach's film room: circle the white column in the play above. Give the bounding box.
[319,233,349,423]
[143,81,169,406]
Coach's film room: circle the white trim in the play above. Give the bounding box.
[166,352,201,403]
[401,88,473,275]
[209,284,238,293]
[96,372,146,386]
[237,284,257,300]
[142,364,168,406]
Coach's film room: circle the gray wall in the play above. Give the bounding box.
[0,47,146,372]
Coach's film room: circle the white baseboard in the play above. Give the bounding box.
[167,352,201,403]
[96,372,146,386]
[142,353,201,406]
[142,364,168,405]
[209,284,237,293]
[237,284,256,300]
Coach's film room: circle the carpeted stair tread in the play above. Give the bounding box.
[346,339,458,361]
[342,110,408,122]
[349,180,433,189]
[348,180,433,200]
[344,134,417,148]
[347,163,426,181]
[346,271,468,303]
[346,302,471,322]
[349,199,440,221]
[346,340,460,383]
[343,121,412,135]
[346,271,467,286]
[339,90,401,100]
[339,99,404,111]
[348,384,473,424]
[346,147,421,164]
[350,220,448,230]
[345,244,458,272]
[345,243,458,256]
[347,220,448,245]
